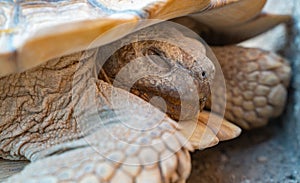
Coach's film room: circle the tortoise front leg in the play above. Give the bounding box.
[208,46,291,129]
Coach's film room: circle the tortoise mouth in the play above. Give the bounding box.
[130,81,210,121]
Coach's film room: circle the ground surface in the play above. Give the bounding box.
[0,0,299,182]
[188,0,300,182]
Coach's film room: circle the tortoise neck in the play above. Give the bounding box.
[0,49,99,160]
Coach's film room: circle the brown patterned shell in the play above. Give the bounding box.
[0,0,214,76]
[1,0,271,77]
[0,0,289,76]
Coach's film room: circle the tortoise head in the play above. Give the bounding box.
[99,38,215,121]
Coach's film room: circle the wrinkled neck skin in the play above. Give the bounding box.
[0,50,96,161]
[0,48,159,161]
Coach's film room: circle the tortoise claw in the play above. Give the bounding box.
[179,110,241,150]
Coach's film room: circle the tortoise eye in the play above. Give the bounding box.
[147,47,166,57]
[145,47,172,69]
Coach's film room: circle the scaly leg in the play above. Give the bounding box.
[5,78,193,182]
[208,46,291,129]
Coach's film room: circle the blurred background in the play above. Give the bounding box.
[188,0,300,182]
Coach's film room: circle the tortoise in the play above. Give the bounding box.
[0,0,291,182]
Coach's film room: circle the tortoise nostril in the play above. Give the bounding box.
[201,71,207,79]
